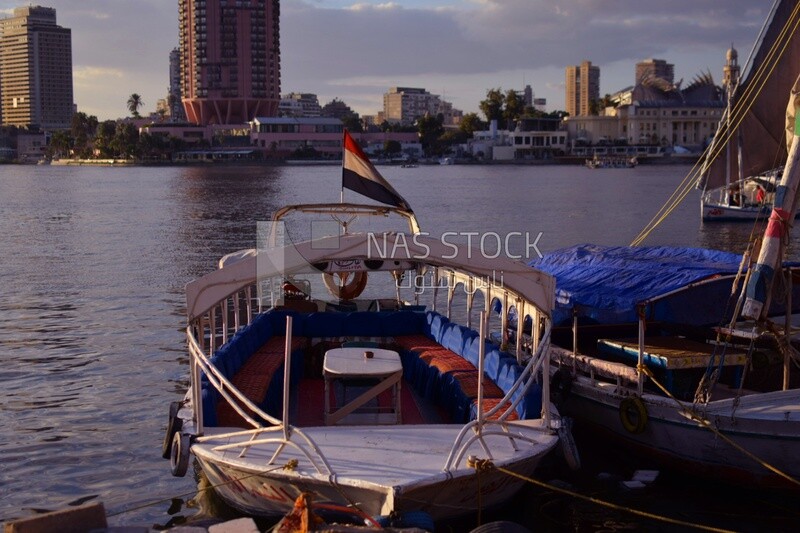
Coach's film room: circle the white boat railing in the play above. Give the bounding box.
[443,320,553,472]
[187,321,337,478]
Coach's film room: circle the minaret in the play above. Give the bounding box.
[723,45,740,90]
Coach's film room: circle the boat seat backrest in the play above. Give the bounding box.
[441,323,471,354]
[303,312,345,338]
[428,313,450,343]
[342,311,384,337]
[497,362,542,419]
[380,310,426,336]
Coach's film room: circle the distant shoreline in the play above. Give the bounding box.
[5,155,699,167]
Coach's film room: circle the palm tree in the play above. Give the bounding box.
[127,94,144,118]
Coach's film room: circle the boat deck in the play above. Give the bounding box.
[597,337,748,369]
[195,419,554,492]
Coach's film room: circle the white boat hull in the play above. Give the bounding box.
[190,422,558,520]
[701,201,772,221]
[561,377,800,486]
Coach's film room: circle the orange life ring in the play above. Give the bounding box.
[323,271,368,300]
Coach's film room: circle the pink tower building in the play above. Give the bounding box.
[178,0,280,125]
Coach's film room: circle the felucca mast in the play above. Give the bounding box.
[741,77,800,320]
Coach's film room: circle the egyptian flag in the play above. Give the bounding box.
[342,130,412,211]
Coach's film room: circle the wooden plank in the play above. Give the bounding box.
[4,503,107,533]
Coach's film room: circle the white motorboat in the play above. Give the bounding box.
[163,132,561,523]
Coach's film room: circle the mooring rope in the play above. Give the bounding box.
[636,364,800,488]
[471,461,735,533]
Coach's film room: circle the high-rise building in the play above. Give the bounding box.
[0,6,73,129]
[565,60,600,117]
[178,0,280,125]
[169,48,187,122]
[635,58,675,84]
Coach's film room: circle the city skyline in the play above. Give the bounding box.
[0,1,771,121]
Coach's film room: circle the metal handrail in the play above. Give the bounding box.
[443,320,553,472]
[186,325,337,477]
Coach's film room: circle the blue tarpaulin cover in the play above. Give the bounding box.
[529,244,745,326]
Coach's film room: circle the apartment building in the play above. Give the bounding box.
[565,60,600,117]
[178,0,280,125]
[0,6,73,129]
[382,87,462,126]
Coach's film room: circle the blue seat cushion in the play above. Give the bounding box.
[380,311,426,336]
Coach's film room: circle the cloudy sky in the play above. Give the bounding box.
[0,0,774,120]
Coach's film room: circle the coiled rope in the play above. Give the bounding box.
[630,1,800,246]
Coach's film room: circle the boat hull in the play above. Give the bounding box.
[701,201,772,221]
[190,422,558,521]
[560,378,800,487]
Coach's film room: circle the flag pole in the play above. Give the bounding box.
[340,129,346,204]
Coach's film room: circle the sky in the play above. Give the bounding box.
[0,0,775,121]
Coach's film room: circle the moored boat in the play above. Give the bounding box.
[531,244,800,487]
[698,0,800,222]
[163,131,562,523]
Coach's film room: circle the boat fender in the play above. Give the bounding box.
[619,395,648,434]
[550,367,573,404]
[557,417,581,471]
[170,432,191,477]
[161,401,183,459]
[323,271,368,301]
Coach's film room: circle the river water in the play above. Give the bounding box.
[0,163,797,531]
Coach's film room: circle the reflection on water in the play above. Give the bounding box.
[0,163,797,528]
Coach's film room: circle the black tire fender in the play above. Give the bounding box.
[161,401,183,459]
[619,395,648,434]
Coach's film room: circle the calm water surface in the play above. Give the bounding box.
[0,163,797,531]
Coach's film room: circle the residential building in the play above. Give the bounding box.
[169,48,187,122]
[0,6,73,129]
[279,92,322,117]
[178,0,280,125]
[565,60,600,117]
[382,87,462,126]
[321,98,357,119]
[635,58,675,84]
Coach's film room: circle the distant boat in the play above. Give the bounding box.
[585,155,637,169]
[698,0,800,222]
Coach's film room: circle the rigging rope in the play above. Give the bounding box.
[636,364,800,488]
[630,2,800,246]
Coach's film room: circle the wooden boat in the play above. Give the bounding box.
[698,0,800,222]
[163,135,561,523]
[531,241,800,487]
